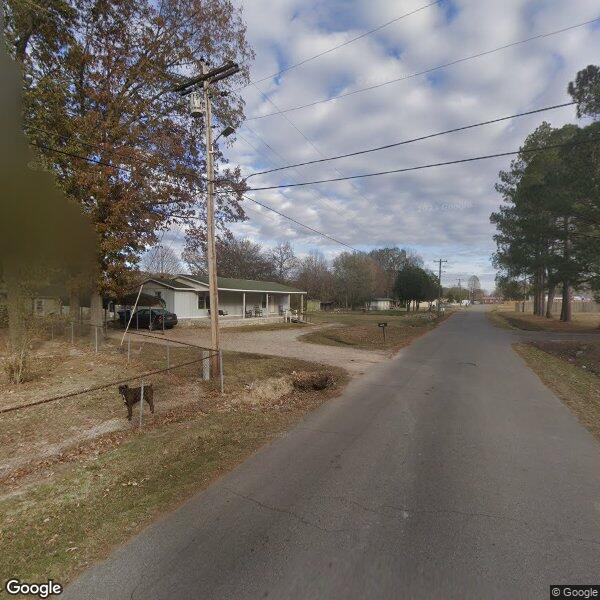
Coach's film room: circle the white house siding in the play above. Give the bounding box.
[174,290,205,319]
[140,284,175,312]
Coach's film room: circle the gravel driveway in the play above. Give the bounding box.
[132,324,386,375]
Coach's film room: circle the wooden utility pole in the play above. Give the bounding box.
[173,59,240,379]
[434,259,447,317]
[202,63,221,377]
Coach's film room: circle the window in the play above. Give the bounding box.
[262,295,267,309]
[155,291,162,299]
[35,299,44,313]
[198,294,210,310]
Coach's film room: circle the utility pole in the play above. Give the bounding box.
[202,62,221,377]
[173,59,240,378]
[457,278,462,305]
[433,259,447,317]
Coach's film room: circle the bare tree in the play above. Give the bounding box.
[294,251,335,300]
[141,245,182,277]
[269,242,298,282]
[184,235,274,280]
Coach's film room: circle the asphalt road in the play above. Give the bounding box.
[64,307,600,600]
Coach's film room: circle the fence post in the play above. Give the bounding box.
[127,337,131,365]
[219,350,224,394]
[139,379,144,427]
[202,351,210,381]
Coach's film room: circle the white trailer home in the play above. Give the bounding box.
[138,275,306,325]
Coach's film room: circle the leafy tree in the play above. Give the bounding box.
[568,64,600,119]
[368,247,422,297]
[332,252,378,309]
[494,275,526,300]
[6,0,253,301]
[394,265,437,311]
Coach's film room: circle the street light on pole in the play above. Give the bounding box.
[173,60,240,378]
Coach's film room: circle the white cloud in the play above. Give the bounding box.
[208,0,600,291]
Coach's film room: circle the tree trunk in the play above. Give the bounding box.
[560,216,572,322]
[560,283,572,322]
[546,283,556,318]
[539,267,546,317]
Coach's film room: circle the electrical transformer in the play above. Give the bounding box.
[189,91,204,117]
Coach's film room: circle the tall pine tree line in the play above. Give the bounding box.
[491,66,600,321]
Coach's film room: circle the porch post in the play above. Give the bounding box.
[266,293,269,317]
[242,292,246,318]
[300,293,304,314]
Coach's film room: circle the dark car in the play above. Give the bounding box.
[127,308,178,330]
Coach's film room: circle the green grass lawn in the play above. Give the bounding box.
[302,309,450,351]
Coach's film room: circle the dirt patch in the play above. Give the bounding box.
[150,324,386,374]
[0,348,347,592]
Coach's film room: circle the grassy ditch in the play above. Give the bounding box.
[0,339,347,593]
[514,341,600,441]
[302,310,450,352]
[491,310,600,332]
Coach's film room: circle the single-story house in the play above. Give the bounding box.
[367,298,392,311]
[137,275,306,324]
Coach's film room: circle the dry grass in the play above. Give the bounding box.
[302,310,450,352]
[0,338,347,592]
[221,322,309,333]
[491,310,600,332]
[514,342,600,442]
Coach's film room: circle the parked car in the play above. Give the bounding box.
[121,308,178,330]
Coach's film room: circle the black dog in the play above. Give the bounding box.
[118,384,155,421]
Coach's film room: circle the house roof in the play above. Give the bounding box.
[178,274,305,294]
[143,278,195,290]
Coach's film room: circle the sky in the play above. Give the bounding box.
[182,0,600,292]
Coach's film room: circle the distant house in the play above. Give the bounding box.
[306,299,335,312]
[367,298,392,311]
[138,275,306,323]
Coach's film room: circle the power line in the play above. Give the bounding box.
[246,16,600,120]
[31,137,355,250]
[246,101,576,178]
[245,135,600,190]
[241,194,358,251]
[239,0,442,89]
[236,132,360,250]
[248,81,377,207]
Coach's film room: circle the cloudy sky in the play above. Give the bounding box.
[207,0,600,291]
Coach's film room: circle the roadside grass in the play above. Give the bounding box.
[302,310,450,352]
[491,310,600,332]
[0,342,347,593]
[514,342,600,442]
